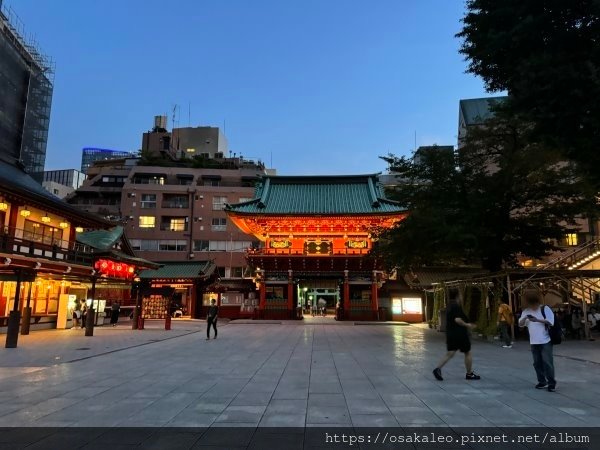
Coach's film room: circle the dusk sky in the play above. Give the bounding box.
[13,0,489,175]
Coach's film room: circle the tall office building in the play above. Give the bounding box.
[0,2,54,182]
[42,168,86,198]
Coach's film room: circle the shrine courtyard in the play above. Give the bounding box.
[0,320,599,448]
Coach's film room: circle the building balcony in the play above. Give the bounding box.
[161,202,190,209]
[0,227,92,266]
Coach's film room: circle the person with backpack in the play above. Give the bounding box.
[518,292,557,392]
[497,299,514,348]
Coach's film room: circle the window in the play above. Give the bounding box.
[170,218,187,231]
[211,218,227,231]
[130,240,159,251]
[194,240,209,251]
[140,240,159,251]
[139,216,155,228]
[229,267,244,278]
[23,220,63,246]
[163,195,188,208]
[140,194,156,209]
[228,241,252,251]
[565,233,578,246]
[204,179,220,187]
[159,240,187,251]
[209,240,227,251]
[212,196,228,210]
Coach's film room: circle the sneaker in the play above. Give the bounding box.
[433,368,443,381]
[547,385,556,392]
[502,345,512,348]
[466,372,481,380]
[535,382,547,389]
[206,337,210,340]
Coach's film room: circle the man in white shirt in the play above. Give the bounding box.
[518,291,556,392]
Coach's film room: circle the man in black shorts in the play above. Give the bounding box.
[433,289,480,381]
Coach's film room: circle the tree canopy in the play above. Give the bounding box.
[377,113,595,273]
[457,0,600,187]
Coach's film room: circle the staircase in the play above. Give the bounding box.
[537,238,600,270]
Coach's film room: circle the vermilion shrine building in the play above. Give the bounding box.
[225,175,408,320]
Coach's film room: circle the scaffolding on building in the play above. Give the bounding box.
[1,1,54,182]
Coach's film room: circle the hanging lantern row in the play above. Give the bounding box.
[94,259,136,279]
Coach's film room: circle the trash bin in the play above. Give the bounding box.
[438,308,446,332]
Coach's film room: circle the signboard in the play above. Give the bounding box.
[270,240,291,249]
[346,240,368,249]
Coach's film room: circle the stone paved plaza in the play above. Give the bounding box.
[1,321,600,448]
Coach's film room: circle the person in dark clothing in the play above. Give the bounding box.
[110,302,121,327]
[433,289,480,381]
[206,299,218,340]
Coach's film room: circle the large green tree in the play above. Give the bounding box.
[457,0,600,187]
[378,146,477,270]
[378,114,595,272]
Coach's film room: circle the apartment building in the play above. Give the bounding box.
[68,157,267,277]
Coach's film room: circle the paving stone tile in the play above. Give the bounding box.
[215,405,267,423]
[258,413,306,427]
[308,393,347,407]
[307,406,351,424]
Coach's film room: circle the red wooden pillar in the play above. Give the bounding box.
[343,270,350,319]
[371,271,379,320]
[259,278,266,319]
[287,270,294,319]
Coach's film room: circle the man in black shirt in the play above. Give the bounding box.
[206,299,218,340]
[433,289,480,381]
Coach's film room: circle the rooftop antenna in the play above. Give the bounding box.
[188,102,191,127]
[270,151,272,168]
[414,130,417,152]
[172,104,179,152]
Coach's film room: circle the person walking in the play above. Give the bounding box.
[80,300,88,328]
[206,299,218,340]
[433,289,480,381]
[518,291,556,392]
[497,299,514,348]
[110,301,121,327]
[571,308,583,339]
[318,297,326,317]
[73,305,81,329]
